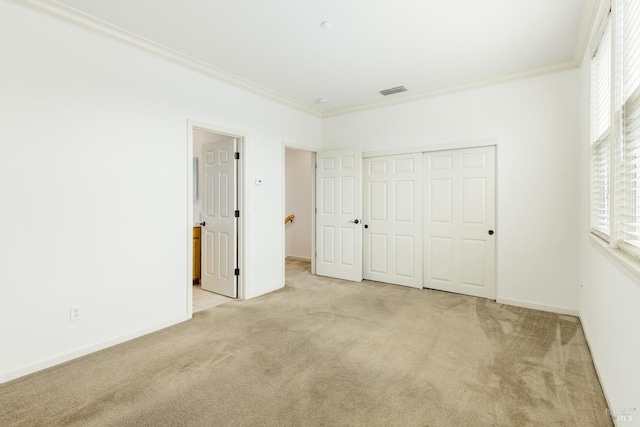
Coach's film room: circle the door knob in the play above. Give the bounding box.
[488,230,494,235]
[200,221,206,226]
[349,219,360,224]
[364,224,369,229]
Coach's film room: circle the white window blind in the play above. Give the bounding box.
[591,17,612,240]
[592,137,611,238]
[623,0,640,101]
[617,0,640,255]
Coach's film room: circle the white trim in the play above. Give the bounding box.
[324,61,577,118]
[7,0,322,118]
[363,138,498,158]
[0,315,189,384]
[577,0,608,61]
[496,298,579,316]
[588,232,640,287]
[326,0,603,119]
[8,0,598,120]
[281,145,287,287]
[186,124,194,318]
[237,137,245,300]
[589,0,614,57]
[282,140,319,152]
[244,283,284,300]
[310,152,316,276]
[579,314,617,426]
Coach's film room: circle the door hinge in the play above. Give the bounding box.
[315,251,317,258]
[315,163,317,169]
[234,268,240,276]
[234,152,240,160]
[234,210,240,218]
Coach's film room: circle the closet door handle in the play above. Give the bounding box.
[349,219,360,224]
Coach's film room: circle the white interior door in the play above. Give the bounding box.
[363,153,422,288]
[423,146,496,299]
[315,149,362,282]
[201,138,238,298]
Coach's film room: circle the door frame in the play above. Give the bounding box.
[362,138,498,159]
[282,142,317,278]
[187,119,245,317]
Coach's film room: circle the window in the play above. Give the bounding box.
[616,0,640,256]
[590,1,640,257]
[591,17,611,241]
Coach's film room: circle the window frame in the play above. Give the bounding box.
[590,12,613,243]
[615,0,640,258]
[590,0,640,269]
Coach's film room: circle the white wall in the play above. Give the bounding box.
[324,70,581,313]
[7,3,634,409]
[0,1,321,382]
[284,148,313,260]
[576,5,640,420]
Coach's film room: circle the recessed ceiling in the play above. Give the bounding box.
[51,0,596,116]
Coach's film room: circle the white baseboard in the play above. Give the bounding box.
[0,314,190,384]
[244,283,284,300]
[496,297,579,316]
[579,313,617,426]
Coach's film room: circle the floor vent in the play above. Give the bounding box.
[379,86,407,96]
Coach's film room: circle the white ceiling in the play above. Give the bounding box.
[51,0,596,116]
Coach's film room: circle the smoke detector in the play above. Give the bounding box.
[379,86,408,96]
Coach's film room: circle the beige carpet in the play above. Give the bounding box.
[0,259,611,426]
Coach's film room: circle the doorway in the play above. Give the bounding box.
[189,122,244,314]
[284,147,315,276]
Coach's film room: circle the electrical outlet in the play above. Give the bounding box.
[70,305,81,321]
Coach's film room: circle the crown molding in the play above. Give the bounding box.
[8,0,593,121]
[572,0,602,64]
[323,1,598,118]
[322,60,578,118]
[7,0,323,118]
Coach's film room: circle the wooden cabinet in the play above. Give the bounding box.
[193,226,201,283]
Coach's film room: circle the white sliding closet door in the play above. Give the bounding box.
[423,146,496,299]
[363,153,423,288]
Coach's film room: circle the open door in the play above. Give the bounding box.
[201,138,238,298]
[315,149,363,282]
